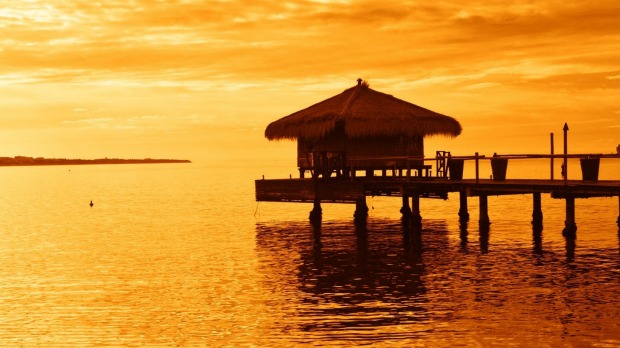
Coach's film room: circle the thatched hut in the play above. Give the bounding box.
[265,79,462,178]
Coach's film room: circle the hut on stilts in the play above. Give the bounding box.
[265,79,462,179]
[262,79,462,220]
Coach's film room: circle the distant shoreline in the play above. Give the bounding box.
[0,156,191,167]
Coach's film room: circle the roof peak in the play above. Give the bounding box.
[356,78,370,88]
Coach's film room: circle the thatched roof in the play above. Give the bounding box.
[265,79,462,141]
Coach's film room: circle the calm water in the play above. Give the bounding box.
[0,161,619,347]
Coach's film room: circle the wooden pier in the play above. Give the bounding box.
[256,154,620,234]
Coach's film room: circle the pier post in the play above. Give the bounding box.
[563,123,569,184]
[411,194,422,226]
[532,192,543,227]
[475,152,480,184]
[458,191,469,221]
[309,198,322,222]
[563,197,577,237]
[400,195,412,217]
[354,198,369,220]
[479,195,490,227]
[550,132,554,180]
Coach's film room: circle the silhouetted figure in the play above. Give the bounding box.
[89,200,94,207]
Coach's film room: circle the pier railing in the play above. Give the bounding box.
[320,152,620,182]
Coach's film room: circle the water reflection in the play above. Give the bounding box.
[256,219,431,340]
[459,220,469,253]
[564,232,576,263]
[532,224,543,256]
[311,219,322,250]
[255,216,620,346]
[478,224,489,254]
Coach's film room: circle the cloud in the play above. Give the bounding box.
[2,0,620,157]
[2,0,618,89]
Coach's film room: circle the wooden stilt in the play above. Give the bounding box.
[563,197,577,236]
[354,198,369,220]
[411,194,422,226]
[458,191,469,221]
[479,195,490,227]
[532,192,543,227]
[400,195,412,217]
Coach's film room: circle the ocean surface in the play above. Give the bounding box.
[0,159,619,347]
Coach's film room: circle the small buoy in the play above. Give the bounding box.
[89,200,94,207]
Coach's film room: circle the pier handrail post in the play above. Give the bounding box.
[550,132,554,180]
[475,152,479,184]
[563,123,569,185]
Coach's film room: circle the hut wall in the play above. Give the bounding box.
[297,136,345,168]
[345,136,423,168]
[297,135,423,169]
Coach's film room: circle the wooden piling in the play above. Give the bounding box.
[563,197,577,236]
[400,195,412,217]
[458,191,469,221]
[532,192,543,227]
[479,195,490,227]
[354,198,369,220]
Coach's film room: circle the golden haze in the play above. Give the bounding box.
[1,1,619,164]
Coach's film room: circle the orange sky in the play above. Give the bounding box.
[1,1,619,165]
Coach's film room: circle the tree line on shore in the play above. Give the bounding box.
[0,156,191,166]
